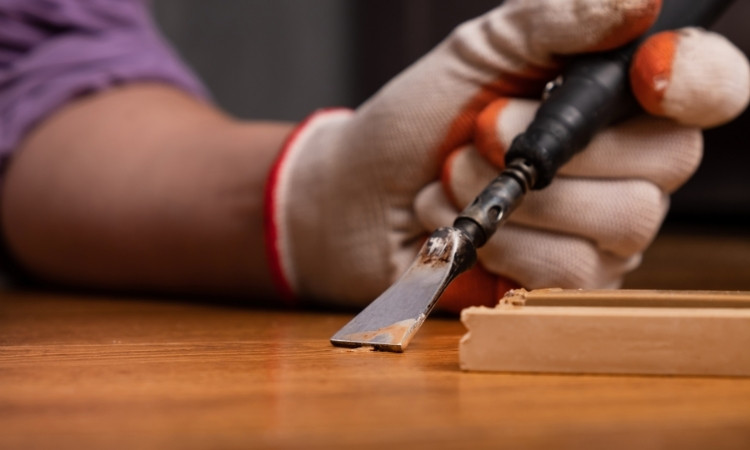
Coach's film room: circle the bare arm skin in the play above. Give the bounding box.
[1,83,294,300]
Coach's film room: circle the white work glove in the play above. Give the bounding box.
[264,0,750,310]
[417,26,750,311]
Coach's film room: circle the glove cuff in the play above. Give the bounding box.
[263,108,354,303]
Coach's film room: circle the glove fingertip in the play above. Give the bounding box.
[586,0,662,53]
[440,149,464,209]
[475,98,510,169]
[630,30,677,117]
[632,29,750,128]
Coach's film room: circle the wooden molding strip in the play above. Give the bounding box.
[459,289,750,377]
[500,288,750,308]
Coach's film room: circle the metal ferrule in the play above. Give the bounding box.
[453,159,537,248]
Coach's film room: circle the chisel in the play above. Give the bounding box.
[331,0,736,352]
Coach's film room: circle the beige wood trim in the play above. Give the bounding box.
[460,289,750,376]
[500,288,750,308]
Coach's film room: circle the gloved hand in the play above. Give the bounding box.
[265,0,750,309]
[418,26,750,312]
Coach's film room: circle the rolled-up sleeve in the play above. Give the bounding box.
[0,0,209,159]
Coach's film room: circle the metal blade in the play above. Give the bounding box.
[330,227,476,352]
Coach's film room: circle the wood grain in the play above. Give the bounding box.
[460,300,750,376]
[1,229,750,449]
[1,291,749,449]
[502,288,750,308]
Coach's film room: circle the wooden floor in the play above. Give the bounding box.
[1,227,749,449]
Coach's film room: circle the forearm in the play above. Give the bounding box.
[1,83,294,300]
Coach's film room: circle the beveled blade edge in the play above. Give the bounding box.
[330,227,476,352]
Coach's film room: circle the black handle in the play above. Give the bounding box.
[505,0,736,189]
[454,0,736,248]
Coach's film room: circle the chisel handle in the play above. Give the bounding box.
[507,0,736,189]
[454,0,736,248]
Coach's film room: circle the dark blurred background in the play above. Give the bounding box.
[151,0,750,227]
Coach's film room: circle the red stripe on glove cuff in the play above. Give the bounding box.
[264,108,352,304]
[263,124,303,304]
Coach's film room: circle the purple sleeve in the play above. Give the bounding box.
[0,0,210,159]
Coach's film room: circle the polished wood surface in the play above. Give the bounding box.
[2,229,750,449]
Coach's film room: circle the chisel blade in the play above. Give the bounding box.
[330,227,476,352]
